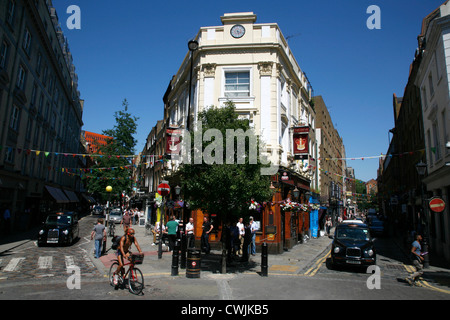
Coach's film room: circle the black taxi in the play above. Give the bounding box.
[38,211,80,246]
[330,220,376,268]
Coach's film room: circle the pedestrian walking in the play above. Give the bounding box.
[3,206,11,235]
[249,216,257,256]
[91,218,106,258]
[120,210,132,232]
[326,216,332,236]
[185,217,195,248]
[166,216,179,252]
[237,217,245,255]
[201,216,213,254]
[406,234,425,285]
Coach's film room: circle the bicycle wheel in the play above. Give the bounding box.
[108,262,119,287]
[128,267,144,295]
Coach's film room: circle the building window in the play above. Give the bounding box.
[432,118,441,161]
[225,71,250,98]
[428,72,434,98]
[16,65,27,90]
[0,40,9,69]
[23,28,32,55]
[10,105,20,130]
[6,0,16,26]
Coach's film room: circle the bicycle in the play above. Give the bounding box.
[108,221,116,237]
[145,221,153,236]
[109,253,145,295]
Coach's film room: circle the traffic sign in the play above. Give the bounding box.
[429,197,445,213]
[157,181,170,197]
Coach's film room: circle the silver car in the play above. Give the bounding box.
[108,208,122,224]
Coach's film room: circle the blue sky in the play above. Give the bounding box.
[53,0,444,182]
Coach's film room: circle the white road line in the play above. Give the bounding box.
[38,256,53,269]
[4,257,25,272]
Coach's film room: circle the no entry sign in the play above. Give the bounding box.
[429,197,445,213]
[157,181,170,197]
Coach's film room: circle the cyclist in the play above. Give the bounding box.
[113,227,143,285]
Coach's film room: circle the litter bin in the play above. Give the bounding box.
[186,249,201,278]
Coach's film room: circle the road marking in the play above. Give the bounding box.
[3,257,25,272]
[38,256,53,269]
[403,264,450,294]
[217,279,233,300]
[305,252,330,277]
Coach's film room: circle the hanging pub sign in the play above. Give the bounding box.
[293,126,309,159]
[166,128,182,155]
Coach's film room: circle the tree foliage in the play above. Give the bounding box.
[178,101,273,223]
[83,99,139,202]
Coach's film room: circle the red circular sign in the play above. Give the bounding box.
[429,197,445,213]
[192,261,197,267]
[157,182,170,196]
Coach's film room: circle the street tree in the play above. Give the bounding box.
[83,99,139,203]
[178,102,273,269]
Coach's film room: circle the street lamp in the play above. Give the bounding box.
[293,187,300,200]
[415,160,429,268]
[186,40,199,131]
[106,186,112,227]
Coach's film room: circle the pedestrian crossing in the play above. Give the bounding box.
[0,254,98,281]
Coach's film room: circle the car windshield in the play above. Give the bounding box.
[336,227,370,241]
[46,215,71,226]
[110,211,121,216]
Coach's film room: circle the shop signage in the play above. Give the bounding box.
[429,197,445,213]
[293,126,309,159]
[166,128,182,155]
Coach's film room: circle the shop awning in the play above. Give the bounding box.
[45,186,70,203]
[63,189,79,202]
[81,193,96,203]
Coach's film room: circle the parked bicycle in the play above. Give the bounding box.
[108,221,116,237]
[109,253,144,295]
[145,221,153,236]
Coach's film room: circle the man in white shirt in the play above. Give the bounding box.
[249,216,258,256]
[186,217,195,248]
[236,217,245,256]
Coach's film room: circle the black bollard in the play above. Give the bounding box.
[171,239,180,276]
[261,242,268,277]
[180,233,187,269]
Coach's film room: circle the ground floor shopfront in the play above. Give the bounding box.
[148,170,320,254]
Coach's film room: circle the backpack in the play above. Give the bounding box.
[111,235,122,250]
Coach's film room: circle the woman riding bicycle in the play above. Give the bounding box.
[114,228,143,285]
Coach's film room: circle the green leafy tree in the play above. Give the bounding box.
[179,101,273,224]
[83,99,139,203]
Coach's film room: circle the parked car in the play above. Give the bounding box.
[108,208,122,224]
[330,220,376,269]
[369,218,385,237]
[38,211,80,246]
[92,205,103,215]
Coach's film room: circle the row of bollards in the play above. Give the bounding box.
[171,238,269,278]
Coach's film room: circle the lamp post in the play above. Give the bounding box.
[293,187,300,200]
[186,40,198,131]
[175,185,187,269]
[416,160,429,268]
[106,186,112,227]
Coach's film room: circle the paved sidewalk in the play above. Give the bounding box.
[91,224,334,279]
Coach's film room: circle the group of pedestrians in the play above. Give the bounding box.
[224,216,258,261]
